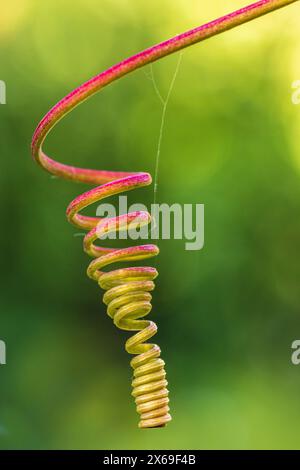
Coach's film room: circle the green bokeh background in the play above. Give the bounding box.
[1,0,300,449]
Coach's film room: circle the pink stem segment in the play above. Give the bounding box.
[31,0,298,181]
[30,0,298,429]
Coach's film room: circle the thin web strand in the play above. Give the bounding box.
[149,65,165,106]
[152,52,183,206]
[144,68,165,105]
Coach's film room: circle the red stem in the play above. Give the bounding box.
[31,0,298,183]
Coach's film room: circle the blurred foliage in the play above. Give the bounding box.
[1,0,300,449]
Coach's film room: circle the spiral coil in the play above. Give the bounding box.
[31,82,172,428]
[31,0,288,429]
[65,172,171,428]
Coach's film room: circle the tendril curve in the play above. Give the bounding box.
[31,0,297,427]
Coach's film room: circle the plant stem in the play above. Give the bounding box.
[32,0,298,179]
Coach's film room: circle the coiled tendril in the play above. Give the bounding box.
[66,171,171,428]
[31,0,297,428]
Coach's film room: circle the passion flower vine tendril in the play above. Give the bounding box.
[31,0,298,429]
